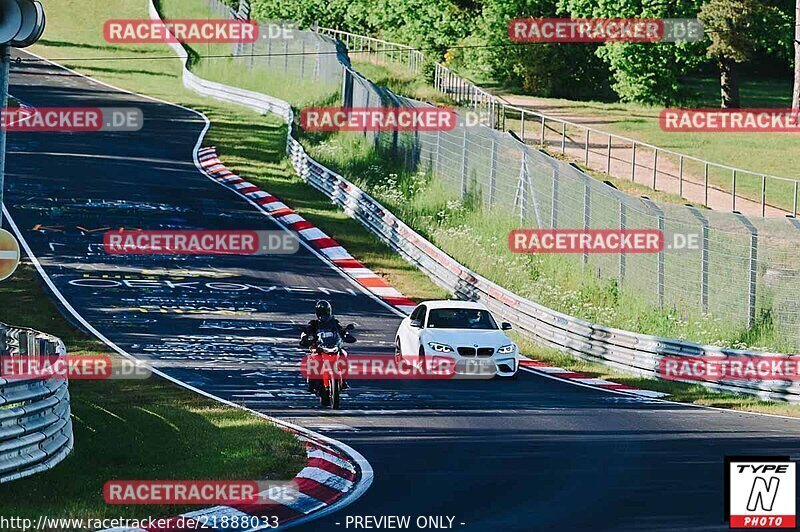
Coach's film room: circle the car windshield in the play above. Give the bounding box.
[426,308,498,330]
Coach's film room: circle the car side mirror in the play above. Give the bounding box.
[345,323,355,331]
[501,322,512,331]
[410,319,423,328]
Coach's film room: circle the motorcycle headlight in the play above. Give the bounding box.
[497,344,516,354]
[427,342,453,353]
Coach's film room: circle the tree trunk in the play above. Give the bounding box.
[793,0,800,109]
[720,58,740,109]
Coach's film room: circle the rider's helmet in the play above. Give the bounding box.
[315,300,333,322]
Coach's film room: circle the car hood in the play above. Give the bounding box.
[421,328,512,348]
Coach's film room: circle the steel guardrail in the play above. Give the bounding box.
[162,2,800,402]
[0,324,73,483]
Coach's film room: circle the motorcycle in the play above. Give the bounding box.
[308,323,355,409]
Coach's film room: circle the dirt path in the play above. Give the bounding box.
[498,93,789,218]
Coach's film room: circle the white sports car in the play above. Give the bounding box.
[394,300,519,378]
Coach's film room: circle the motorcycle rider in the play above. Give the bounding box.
[300,300,355,394]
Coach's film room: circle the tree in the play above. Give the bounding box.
[699,0,775,108]
[793,0,800,108]
[559,0,706,105]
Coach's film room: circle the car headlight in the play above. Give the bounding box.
[497,344,516,354]
[427,342,453,353]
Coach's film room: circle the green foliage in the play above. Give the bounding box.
[249,0,796,105]
[559,0,708,105]
[699,0,787,63]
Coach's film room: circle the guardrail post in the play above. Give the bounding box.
[733,212,758,329]
[641,197,665,308]
[489,138,498,206]
[686,205,709,314]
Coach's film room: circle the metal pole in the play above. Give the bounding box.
[584,129,589,165]
[631,143,636,180]
[732,170,736,212]
[687,205,709,314]
[606,136,612,174]
[0,46,9,225]
[488,138,498,206]
[761,175,766,217]
[704,163,709,207]
[733,213,758,329]
[560,122,566,154]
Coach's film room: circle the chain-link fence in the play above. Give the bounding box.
[215,0,800,351]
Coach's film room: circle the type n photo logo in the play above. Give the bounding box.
[726,456,796,528]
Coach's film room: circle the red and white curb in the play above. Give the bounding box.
[197,146,418,315]
[519,359,668,398]
[105,438,359,531]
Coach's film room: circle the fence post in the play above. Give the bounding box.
[686,205,709,314]
[300,39,306,79]
[704,163,709,207]
[678,155,684,197]
[606,136,612,174]
[540,116,546,146]
[520,111,525,142]
[641,197,665,308]
[560,121,566,154]
[631,142,637,180]
[761,175,767,217]
[731,170,737,212]
[434,130,442,175]
[583,171,591,266]
[578,128,587,166]
[733,212,758,329]
[652,149,658,189]
[460,127,468,198]
[489,138,498,206]
[794,181,799,217]
[550,161,559,228]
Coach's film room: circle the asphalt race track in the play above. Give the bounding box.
[6,53,800,532]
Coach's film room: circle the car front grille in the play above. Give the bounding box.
[457,347,495,357]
